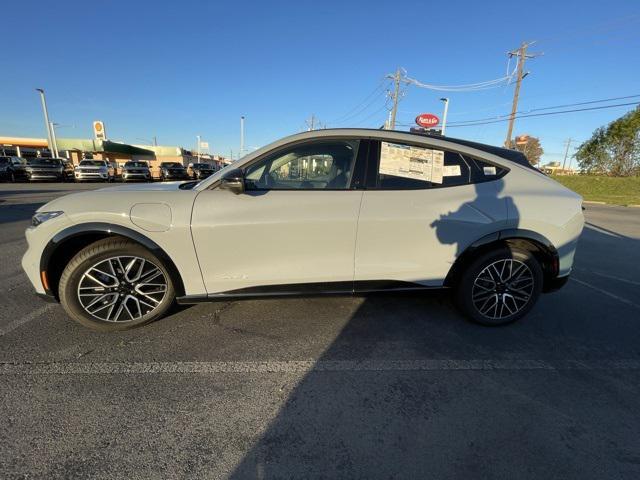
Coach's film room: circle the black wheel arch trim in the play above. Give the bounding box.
[40,222,186,298]
[445,228,560,289]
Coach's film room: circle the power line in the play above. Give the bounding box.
[444,101,640,128]
[328,79,388,124]
[403,71,517,92]
[445,94,640,126]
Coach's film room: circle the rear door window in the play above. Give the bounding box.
[370,140,506,190]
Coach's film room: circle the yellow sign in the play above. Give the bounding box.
[93,121,106,140]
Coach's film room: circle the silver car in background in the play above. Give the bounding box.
[121,161,151,182]
[74,159,115,182]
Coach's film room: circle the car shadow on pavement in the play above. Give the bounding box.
[0,202,46,224]
[225,224,640,479]
[0,189,60,197]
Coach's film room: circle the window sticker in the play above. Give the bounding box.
[443,165,461,177]
[380,142,444,184]
[483,166,497,176]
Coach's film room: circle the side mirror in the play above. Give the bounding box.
[219,168,245,194]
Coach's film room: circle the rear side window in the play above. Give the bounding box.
[372,141,506,190]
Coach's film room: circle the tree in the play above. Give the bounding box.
[575,107,640,176]
[507,135,543,166]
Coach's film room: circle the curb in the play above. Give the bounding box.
[582,201,640,208]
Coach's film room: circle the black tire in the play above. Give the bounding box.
[455,247,543,326]
[59,238,176,331]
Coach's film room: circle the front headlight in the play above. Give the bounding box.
[32,211,64,227]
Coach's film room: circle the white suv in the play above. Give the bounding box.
[74,159,115,182]
[22,129,584,331]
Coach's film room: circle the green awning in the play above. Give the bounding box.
[55,138,155,156]
[101,141,154,156]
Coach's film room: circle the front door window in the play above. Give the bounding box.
[244,140,359,190]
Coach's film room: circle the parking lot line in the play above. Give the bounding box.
[576,268,640,287]
[2,358,640,375]
[0,303,56,337]
[572,277,640,310]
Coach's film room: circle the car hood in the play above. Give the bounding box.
[36,181,195,214]
[78,165,105,170]
[97,182,187,192]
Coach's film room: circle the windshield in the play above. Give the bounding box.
[162,162,183,168]
[125,162,148,168]
[79,160,105,167]
[193,163,211,168]
[28,158,61,166]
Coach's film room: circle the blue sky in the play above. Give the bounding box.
[1,0,638,164]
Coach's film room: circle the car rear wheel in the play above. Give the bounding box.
[59,238,176,331]
[455,247,542,326]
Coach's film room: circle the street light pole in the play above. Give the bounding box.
[49,122,59,158]
[36,88,55,157]
[240,116,245,157]
[196,135,201,162]
[440,98,449,136]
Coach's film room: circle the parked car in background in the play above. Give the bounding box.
[74,159,115,182]
[122,161,151,182]
[0,156,28,182]
[59,159,75,181]
[0,157,13,182]
[159,162,189,181]
[25,157,73,182]
[188,162,215,180]
[22,128,584,331]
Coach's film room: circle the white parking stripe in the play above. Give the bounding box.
[0,303,57,337]
[2,358,640,375]
[576,269,640,287]
[572,277,640,310]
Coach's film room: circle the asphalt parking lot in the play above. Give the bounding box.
[1,183,640,479]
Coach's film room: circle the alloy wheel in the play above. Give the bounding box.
[77,256,168,322]
[471,259,534,320]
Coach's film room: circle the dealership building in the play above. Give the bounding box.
[0,135,228,178]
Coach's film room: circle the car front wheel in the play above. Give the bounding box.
[455,247,543,326]
[58,238,176,331]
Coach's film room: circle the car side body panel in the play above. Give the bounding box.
[499,163,584,276]
[22,184,207,296]
[355,180,509,286]
[191,188,363,294]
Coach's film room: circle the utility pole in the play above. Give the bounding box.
[389,67,402,130]
[562,138,572,171]
[306,114,316,131]
[504,42,542,147]
[196,135,201,161]
[36,89,55,157]
[240,116,245,157]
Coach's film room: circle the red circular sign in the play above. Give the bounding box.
[415,113,440,128]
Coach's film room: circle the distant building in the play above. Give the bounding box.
[540,161,577,175]
[0,136,228,178]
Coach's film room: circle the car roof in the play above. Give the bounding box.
[274,128,536,171]
[195,128,542,190]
